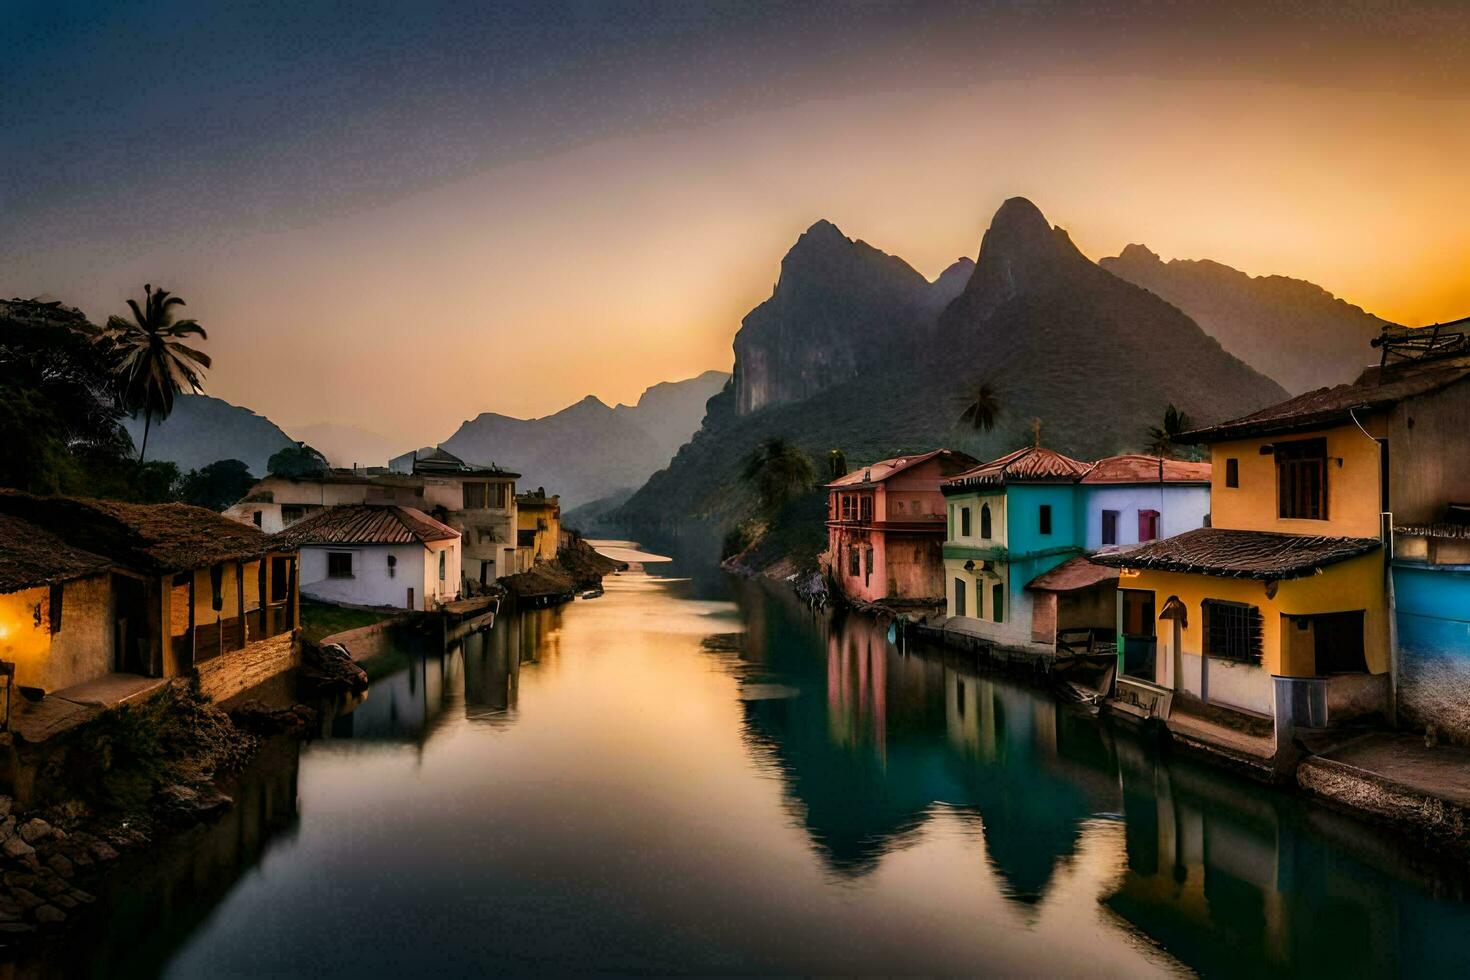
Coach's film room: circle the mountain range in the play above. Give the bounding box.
[1100,244,1389,394]
[614,197,1355,537]
[121,394,295,476]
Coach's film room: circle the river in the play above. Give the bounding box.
[28,544,1470,977]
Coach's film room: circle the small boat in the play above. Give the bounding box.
[580,588,604,600]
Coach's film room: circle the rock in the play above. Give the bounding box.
[158,783,233,824]
[2,837,34,860]
[10,888,41,911]
[2,872,35,890]
[41,859,70,884]
[67,888,95,905]
[299,644,369,693]
[33,904,64,924]
[18,854,40,873]
[0,797,12,819]
[230,699,319,735]
[17,819,51,844]
[87,841,118,862]
[0,922,36,935]
[51,894,76,910]
[49,828,67,841]
[0,816,16,841]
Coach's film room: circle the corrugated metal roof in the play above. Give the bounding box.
[943,447,1092,489]
[273,505,459,546]
[1081,454,1212,485]
[827,449,977,488]
[1091,527,1380,581]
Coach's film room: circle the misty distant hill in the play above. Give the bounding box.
[441,370,728,509]
[1101,243,1389,394]
[617,198,1288,533]
[122,393,294,476]
[292,422,401,469]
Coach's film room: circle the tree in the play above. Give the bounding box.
[0,299,131,492]
[104,284,211,462]
[956,381,1002,433]
[827,448,848,481]
[1146,404,1194,459]
[178,459,256,511]
[742,438,816,515]
[268,442,330,478]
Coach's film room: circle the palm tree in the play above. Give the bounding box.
[956,381,1001,433]
[104,284,211,462]
[742,438,816,514]
[1146,404,1193,459]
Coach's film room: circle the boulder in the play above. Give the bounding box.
[158,783,233,824]
[230,700,319,735]
[17,819,51,844]
[44,855,72,879]
[10,888,41,911]
[2,837,34,860]
[33,904,64,924]
[87,840,118,862]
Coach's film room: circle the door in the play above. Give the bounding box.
[407,587,415,610]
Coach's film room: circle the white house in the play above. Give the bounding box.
[275,505,461,610]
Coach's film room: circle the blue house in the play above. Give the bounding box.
[940,448,1211,658]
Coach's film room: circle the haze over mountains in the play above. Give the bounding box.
[121,395,294,476]
[1100,244,1390,394]
[617,197,1346,533]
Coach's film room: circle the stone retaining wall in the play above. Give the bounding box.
[196,632,300,703]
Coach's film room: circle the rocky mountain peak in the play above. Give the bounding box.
[1114,242,1162,266]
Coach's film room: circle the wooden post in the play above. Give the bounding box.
[236,560,246,649]
[290,556,300,630]
[187,572,196,673]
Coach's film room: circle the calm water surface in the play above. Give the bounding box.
[39,545,1470,976]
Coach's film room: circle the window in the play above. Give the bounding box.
[992,583,1004,623]
[1225,458,1239,488]
[1313,611,1368,674]
[1121,590,1155,639]
[953,578,967,617]
[1101,509,1119,546]
[281,505,306,526]
[1039,504,1052,535]
[463,482,490,509]
[864,547,874,585]
[252,511,263,527]
[438,549,447,581]
[848,547,861,577]
[327,552,353,579]
[859,496,873,522]
[980,503,992,539]
[1277,438,1328,520]
[960,507,972,537]
[1202,600,1264,664]
[1138,509,1160,542]
[271,557,290,602]
[841,495,855,521]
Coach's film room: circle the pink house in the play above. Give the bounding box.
[826,449,979,605]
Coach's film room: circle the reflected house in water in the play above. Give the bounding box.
[328,605,561,744]
[740,589,1117,901]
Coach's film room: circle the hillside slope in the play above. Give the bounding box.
[121,394,295,476]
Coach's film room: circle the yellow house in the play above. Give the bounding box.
[1097,392,1402,743]
[515,489,561,568]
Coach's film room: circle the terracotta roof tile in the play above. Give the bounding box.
[272,505,459,547]
[827,449,978,488]
[943,447,1092,489]
[1026,556,1120,593]
[1081,454,1211,485]
[1092,527,1380,580]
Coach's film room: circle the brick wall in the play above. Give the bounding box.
[196,631,300,703]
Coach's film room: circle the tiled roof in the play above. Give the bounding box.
[943,447,1092,489]
[0,514,112,593]
[1026,556,1119,593]
[1081,454,1211,485]
[1179,359,1470,444]
[1092,527,1380,580]
[272,505,459,547]
[827,449,977,488]
[0,491,278,573]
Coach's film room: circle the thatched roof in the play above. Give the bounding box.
[0,514,112,593]
[0,491,282,574]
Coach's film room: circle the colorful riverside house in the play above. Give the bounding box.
[1097,319,1470,747]
[940,449,1211,658]
[825,450,979,605]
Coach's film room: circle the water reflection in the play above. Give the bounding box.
[20,562,1470,976]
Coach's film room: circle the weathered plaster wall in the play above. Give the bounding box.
[0,576,115,692]
[1209,424,1383,538]
[196,632,300,703]
[1080,484,1211,550]
[1395,562,1470,744]
[300,543,425,609]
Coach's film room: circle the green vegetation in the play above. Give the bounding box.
[1146,404,1201,460]
[742,437,817,516]
[300,598,398,647]
[104,284,212,463]
[177,458,257,510]
[268,442,330,478]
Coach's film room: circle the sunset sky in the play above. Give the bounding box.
[6,1,1469,448]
